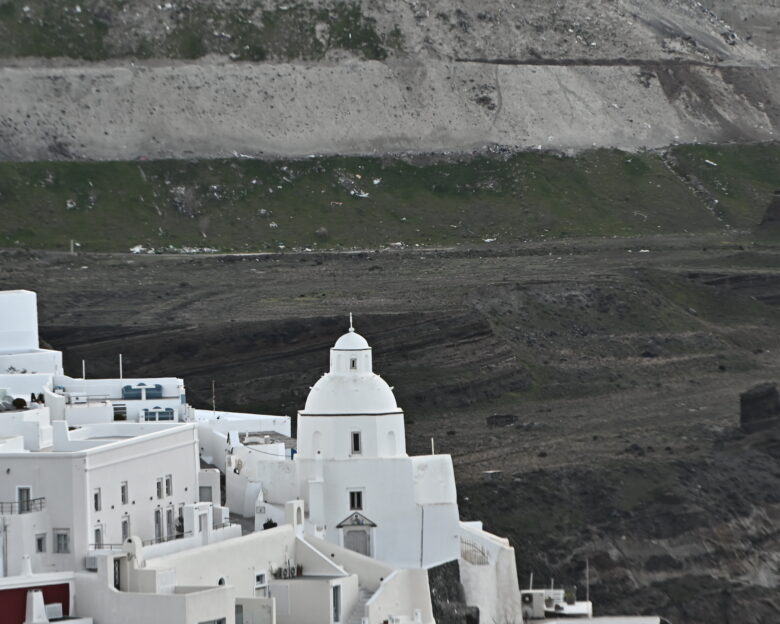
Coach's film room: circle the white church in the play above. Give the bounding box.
[235,319,461,568]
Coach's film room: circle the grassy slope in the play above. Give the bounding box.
[3,145,776,253]
[0,0,396,61]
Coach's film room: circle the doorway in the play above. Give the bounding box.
[344,527,371,556]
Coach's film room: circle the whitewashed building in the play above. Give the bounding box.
[0,289,661,624]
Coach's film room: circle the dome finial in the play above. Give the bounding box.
[349,312,354,333]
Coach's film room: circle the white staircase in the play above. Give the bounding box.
[346,587,372,624]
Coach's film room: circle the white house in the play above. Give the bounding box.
[0,416,238,578]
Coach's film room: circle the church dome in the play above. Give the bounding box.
[301,322,400,415]
[334,330,370,350]
[303,373,398,414]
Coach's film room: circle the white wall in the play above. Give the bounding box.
[365,569,434,624]
[457,523,523,624]
[292,456,460,569]
[0,423,201,572]
[75,566,236,624]
[0,373,55,396]
[0,350,62,376]
[307,535,433,624]
[0,290,39,354]
[0,405,52,450]
[145,527,348,604]
[297,413,406,460]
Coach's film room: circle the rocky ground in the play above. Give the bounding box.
[0,0,778,160]
[2,233,780,623]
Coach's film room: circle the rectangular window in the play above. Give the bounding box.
[94,526,103,549]
[154,510,163,541]
[35,534,46,553]
[121,517,130,542]
[166,507,174,538]
[121,481,128,505]
[54,529,70,554]
[94,488,102,512]
[255,572,268,597]
[349,490,363,511]
[156,478,163,499]
[333,585,341,623]
[165,474,173,497]
[349,357,357,370]
[351,432,361,455]
[17,487,31,513]
[199,486,213,503]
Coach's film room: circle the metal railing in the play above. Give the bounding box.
[0,497,45,515]
[142,531,193,547]
[88,542,126,551]
[459,537,490,566]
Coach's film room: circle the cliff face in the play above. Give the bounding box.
[0,0,778,161]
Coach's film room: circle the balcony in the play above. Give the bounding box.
[0,497,45,514]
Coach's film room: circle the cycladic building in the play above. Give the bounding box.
[229,322,466,560]
[296,322,461,567]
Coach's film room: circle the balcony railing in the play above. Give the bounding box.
[0,497,45,515]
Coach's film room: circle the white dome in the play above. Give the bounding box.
[303,373,398,414]
[334,330,370,350]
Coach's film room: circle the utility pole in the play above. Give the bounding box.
[586,557,590,603]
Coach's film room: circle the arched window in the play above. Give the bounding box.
[350,357,357,370]
[312,430,322,455]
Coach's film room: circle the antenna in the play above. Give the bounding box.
[586,557,590,603]
[211,380,216,414]
[431,437,435,454]
[119,353,123,379]
[529,572,534,590]
[349,312,354,332]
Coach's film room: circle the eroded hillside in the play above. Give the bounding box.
[0,0,778,160]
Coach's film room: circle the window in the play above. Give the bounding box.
[94,488,102,512]
[199,486,213,503]
[349,490,363,511]
[35,534,46,553]
[121,482,128,505]
[94,526,103,549]
[351,432,361,455]
[165,475,173,497]
[156,478,163,499]
[166,507,174,538]
[333,585,341,623]
[54,529,70,554]
[154,510,163,541]
[349,357,357,370]
[121,516,130,541]
[17,487,31,513]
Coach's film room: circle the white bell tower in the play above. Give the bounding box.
[296,319,406,460]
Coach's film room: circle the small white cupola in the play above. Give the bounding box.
[330,314,372,375]
[302,316,399,415]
